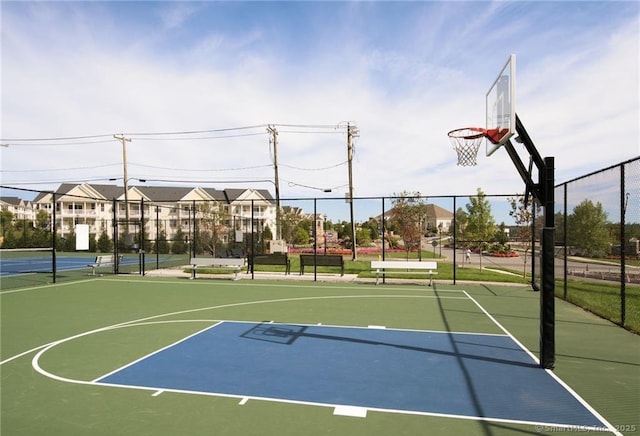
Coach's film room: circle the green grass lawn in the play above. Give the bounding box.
[195,253,530,284]
[559,279,640,334]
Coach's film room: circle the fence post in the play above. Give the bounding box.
[112,198,119,274]
[140,198,145,276]
[452,196,457,285]
[563,183,568,299]
[620,164,626,326]
[52,191,57,283]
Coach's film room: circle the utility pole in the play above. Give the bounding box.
[267,125,281,240]
[114,134,132,244]
[347,123,359,260]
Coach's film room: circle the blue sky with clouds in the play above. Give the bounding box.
[1,1,638,222]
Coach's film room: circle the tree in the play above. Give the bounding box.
[566,199,610,257]
[0,210,13,241]
[389,191,427,259]
[509,195,542,278]
[154,229,169,254]
[360,218,380,242]
[262,224,273,241]
[30,210,51,247]
[97,229,113,253]
[554,211,565,245]
[62,229,76,252]
[293,227,309,245]
[465,188,496,249]
[171,227,187,254]
[196,202,226,256]
[280,208,306,245]
[455,207,469,244]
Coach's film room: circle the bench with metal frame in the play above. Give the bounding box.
[299,254,344,276]
[371,260,438,286]
[247,253,291,275]
[88,254,123,276]
[189,257,246,280]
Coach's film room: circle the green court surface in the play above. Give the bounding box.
[1,277,638,436]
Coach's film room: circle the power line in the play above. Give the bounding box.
[1,163,122,173]
[0,134,114,142]
[129,162,273,172]
[131,132,267,141]
[0,177,123,185]
[1,123,346,144]
[280,161,347,171]
[123,124,269,136]
[0,139,116,147]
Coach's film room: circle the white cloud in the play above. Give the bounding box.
[156,2,200,30]
[1,1,638,224]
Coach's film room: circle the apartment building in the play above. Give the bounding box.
[0,196,36,222]
[29,183,276,243]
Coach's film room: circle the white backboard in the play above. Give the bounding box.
[486,54,516,156]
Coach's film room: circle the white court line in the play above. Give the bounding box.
[0,278,97,295]
[14,286,619,434]
[462,290,622,436]
[92,321,225,383]
[334,405,367,418]
[28,314,616,433]
[2,293,457,366]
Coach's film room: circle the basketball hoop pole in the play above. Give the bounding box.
[503,114,555,370]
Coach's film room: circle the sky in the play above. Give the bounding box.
[1,1,639,224]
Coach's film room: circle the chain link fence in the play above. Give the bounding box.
[2,157,638,332]
[556,157,639,329]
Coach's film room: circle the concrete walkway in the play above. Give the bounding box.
[145,267,362,283]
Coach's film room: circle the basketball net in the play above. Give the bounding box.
[448,128,484,167]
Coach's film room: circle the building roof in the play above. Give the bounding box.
[136,186,195,202]
[28,183,275,205]
[425,203,454,219]
[201,187,229,202]
[0,196,23,206]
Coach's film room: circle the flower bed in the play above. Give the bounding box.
[489,252,519,258]
[287,247,406,256]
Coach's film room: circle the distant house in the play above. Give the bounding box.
[424,203,454,233]
[372,203,454,234]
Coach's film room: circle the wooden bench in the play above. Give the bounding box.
[189,257,246,280]
[299,254,344,276]
[247,253,291,275]
[88,255,123,276]
[371,260,438,286]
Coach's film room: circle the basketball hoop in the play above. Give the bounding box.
[447,127,505,166]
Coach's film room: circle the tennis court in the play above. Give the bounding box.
[2,276,639,435]
[0,250,121,275]
[0,248,189,288]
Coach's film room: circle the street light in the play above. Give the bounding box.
[286,181,332,192]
